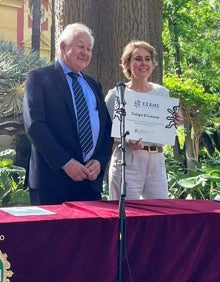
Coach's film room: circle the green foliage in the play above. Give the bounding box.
[163,0,220,93]
[0,38,49,117]
[0,38,48,82]
[0,149,29,207]
[163,0,220,164]
[167,155,220,200]
[164,73,219,128]
[102,181,109,200]
[102,154,220,200]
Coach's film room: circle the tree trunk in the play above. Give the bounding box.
[184,120,195,170]
[32,0,41,55]
[55,0,163,94]
[50,0,56,61]
[168,16,182,75]
[173,135,182,160]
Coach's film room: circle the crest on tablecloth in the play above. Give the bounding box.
[0,249,13,282]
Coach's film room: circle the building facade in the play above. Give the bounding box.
[0,0,52,60]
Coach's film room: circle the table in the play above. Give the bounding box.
[0,199,220,282]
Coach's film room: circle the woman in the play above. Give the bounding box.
[105,40,183,200]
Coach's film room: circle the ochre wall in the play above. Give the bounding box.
[0,2,19,42]
[0,0,51,60]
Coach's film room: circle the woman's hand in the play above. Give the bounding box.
[126,138,143,150]
[175,111,184,126]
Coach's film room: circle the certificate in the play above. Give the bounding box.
[111,91,179,146]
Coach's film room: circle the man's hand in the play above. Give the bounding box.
[64,159,91,181]
[85,159,101,181]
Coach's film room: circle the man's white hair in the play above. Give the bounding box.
[56,23,94,58]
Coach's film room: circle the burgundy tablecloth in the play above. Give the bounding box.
[0,199,220,282]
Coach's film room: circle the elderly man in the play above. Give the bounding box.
[23,23,113,205]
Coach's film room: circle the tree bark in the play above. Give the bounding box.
[184,120,195,170]
[50,0,56,61]
[55,0,163,94]
[32,0,41,55]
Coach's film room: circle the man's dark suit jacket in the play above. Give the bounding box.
[23,61,113,195]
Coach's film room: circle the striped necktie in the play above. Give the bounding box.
[68,72,93,155]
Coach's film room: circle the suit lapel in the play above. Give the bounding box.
[53,62,77,122]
